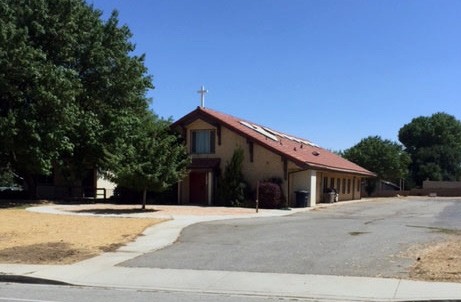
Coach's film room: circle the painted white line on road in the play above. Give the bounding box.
[0,297,60,302]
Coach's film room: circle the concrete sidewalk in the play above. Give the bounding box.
[3,262,461,301]
[1,203,461,301]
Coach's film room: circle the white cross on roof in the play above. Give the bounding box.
[197,85,208,108]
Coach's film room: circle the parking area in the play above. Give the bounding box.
[121,197,461,279]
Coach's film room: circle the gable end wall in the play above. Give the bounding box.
[184,119,290,201]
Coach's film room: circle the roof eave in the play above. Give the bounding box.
[305,162,376,177]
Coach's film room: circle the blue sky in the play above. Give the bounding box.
[89,0,461,151]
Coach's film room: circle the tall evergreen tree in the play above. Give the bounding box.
[218,148,247,207]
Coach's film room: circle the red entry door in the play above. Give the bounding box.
[189,172,207,204]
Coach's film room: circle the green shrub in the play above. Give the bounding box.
[218,148,248,207]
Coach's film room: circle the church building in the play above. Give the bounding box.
[172,95,375,207]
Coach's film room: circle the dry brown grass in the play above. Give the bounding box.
[0,209,165,264]
[408,237,461,282]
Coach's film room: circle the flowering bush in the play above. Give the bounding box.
[258,181,283,209]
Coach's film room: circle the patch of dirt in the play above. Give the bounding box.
[0,209,164,264]
[407,237,461,282]
[0,242,96,264]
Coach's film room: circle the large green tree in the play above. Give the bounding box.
[342,136,411,194]
[398,112,461,185]
[0,0,152,196]
[109,113,190,209]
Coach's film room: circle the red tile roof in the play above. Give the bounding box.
[173,107,376,177]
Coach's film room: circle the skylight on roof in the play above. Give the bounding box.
[262,127,281,137]
[263,126,319,147]
[240,121,321,147]
[302,140,319,147]
[239,121,278,141]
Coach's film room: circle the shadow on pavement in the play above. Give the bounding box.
[73,208,159,215]
[0,274,71,286]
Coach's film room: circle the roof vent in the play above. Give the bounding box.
[312,151,320,156]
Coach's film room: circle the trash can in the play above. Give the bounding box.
[329,192,336,203]
[323,192,336,203]
[295,190,310,207]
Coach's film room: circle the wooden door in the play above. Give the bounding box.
[189,172,207,204]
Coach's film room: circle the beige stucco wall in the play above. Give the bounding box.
[189,119,286,184]
[291,170,310,194]
[288,169,317,207]
[180,118,289,204]
[290,170,309,204]
[180,118,364,206]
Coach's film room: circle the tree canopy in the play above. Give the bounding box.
[0,0,188,200]
[342,136,411,182]
[398,112,461,185]
[109,113,190,209]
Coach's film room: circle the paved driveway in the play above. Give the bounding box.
[121,197,461,278]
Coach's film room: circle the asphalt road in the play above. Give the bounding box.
[122,197,461,278]
[0,283,313,302]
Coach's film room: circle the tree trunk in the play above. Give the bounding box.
[141,188,147,210]
[24,174,37,200]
